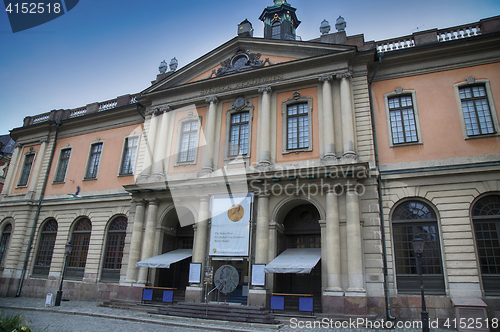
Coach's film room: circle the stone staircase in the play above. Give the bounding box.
[151,302,280,324]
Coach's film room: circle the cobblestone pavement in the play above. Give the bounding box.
[1,297,457,332]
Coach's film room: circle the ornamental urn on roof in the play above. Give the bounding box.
[159,60,168,74]
[320,19,331,34]
[335,16,346,32]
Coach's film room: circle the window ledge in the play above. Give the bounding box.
[465,132,499,140]
[118,173,133,177]
[83,177,97,181]
[282,147,312,155]
[174,161,197,167]
[52,181,65,185]
[390,142,423,148]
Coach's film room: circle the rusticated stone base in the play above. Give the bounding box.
[0,276,142,302]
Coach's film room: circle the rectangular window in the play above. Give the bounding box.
[85,143,103,179]
[229,112,249,156]
[54,148,71,182]
[388,95,418,144]
[287,103,309,150]
[179,121,198,163]
[120,137,138,175]
[18,153,34,186]
[272,23,281,39]
[459,85,495,136]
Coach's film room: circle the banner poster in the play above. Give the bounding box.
[209,193,253,257]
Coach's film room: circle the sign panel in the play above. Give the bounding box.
[251,264,266,286]
[188,263,201,283]
[209,193,253,257]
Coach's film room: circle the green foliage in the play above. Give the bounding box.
[0,311,33,332]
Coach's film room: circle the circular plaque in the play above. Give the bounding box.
[234,97,245,109]
[214,265,239,294]
[227,204,244,222]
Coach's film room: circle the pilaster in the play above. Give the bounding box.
[125,200,146,284]
[137,199,158,284]
[257,86,272,166]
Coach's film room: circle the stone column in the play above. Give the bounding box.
[152,107,171,176]
[346,184,365,293]
[141,108,160,177]
[258,86,272,166]
[125,200,146,284]
[319,74,336,159]
[319,219,327,293]
[137,200,159,285]
[337,71,357,159]
[325,189,342,292]
[28,138,48,195]
[266,221,279,289]
[185,196,210,303]
[255,194,270,265]
[201,96,218,172]
[248,193,270,307]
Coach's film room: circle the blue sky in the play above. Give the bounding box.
[1,0,499,135]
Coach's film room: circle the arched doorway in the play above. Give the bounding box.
[156,207,194,291]
[275,203,322,307]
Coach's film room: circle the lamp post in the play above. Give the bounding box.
[412,237,429,332]
[55,242,73,306]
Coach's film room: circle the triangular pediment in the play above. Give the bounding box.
[143,37,356,95]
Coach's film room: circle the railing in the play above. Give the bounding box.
[130,94,140,104]
[376,36,415,53]
[69,107,87,118]
[32,113,50,124]
[98,100,118,112]
[437,24,481,42]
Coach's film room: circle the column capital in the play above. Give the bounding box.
[336,71,353,80]
[198,195,211,203]
[205,95,219,105]
[258,85,272,94]
[39,137,49,144]
[318,74,334,82]
[145,198,159,205]
[257,191,270,199]
[318,219,327,228]
[14,142,22,149]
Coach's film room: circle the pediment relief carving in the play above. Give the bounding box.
[209,47,273,78]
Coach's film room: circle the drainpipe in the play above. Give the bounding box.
[136,103,145,120]
[16,121,61,297]
[368,52,396,320]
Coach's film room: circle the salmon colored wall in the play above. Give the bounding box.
[276,87,320,163]
[187,55,298,83]
[217,97,259,167]
[45,124,143,196]
[12,145,40,194]
[167,107,207,174]
[372,63,500,165]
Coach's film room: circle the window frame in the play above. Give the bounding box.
[224,98,254,161]
[53,147,72,183]
[84,141,104,180]
[174,112,202,167]
[101,216,128,283]
[454,79,499,139]
[17,150,36,187]
[118,135,139,176]
[66,217,92,281]
[271,21,281,39]
[384,89,423,147]
[281,93,313,155]
[391,200,446,295]
[471,194,500,296]
[32,218,58,278]
[0,221,13,268]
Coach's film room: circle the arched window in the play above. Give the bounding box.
[392,201,445,294]
[272,21,281,39]
[101,216,127,283]
[66,218,92,280]
[33,219,58,277]
[0,223,12,267]
[473,195,500,295]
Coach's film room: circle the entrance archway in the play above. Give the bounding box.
[275,203,322,308]
[156,207,194,291]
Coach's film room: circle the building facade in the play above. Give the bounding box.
[1,0,499,321]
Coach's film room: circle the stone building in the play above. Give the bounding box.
[1,0,499,321]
